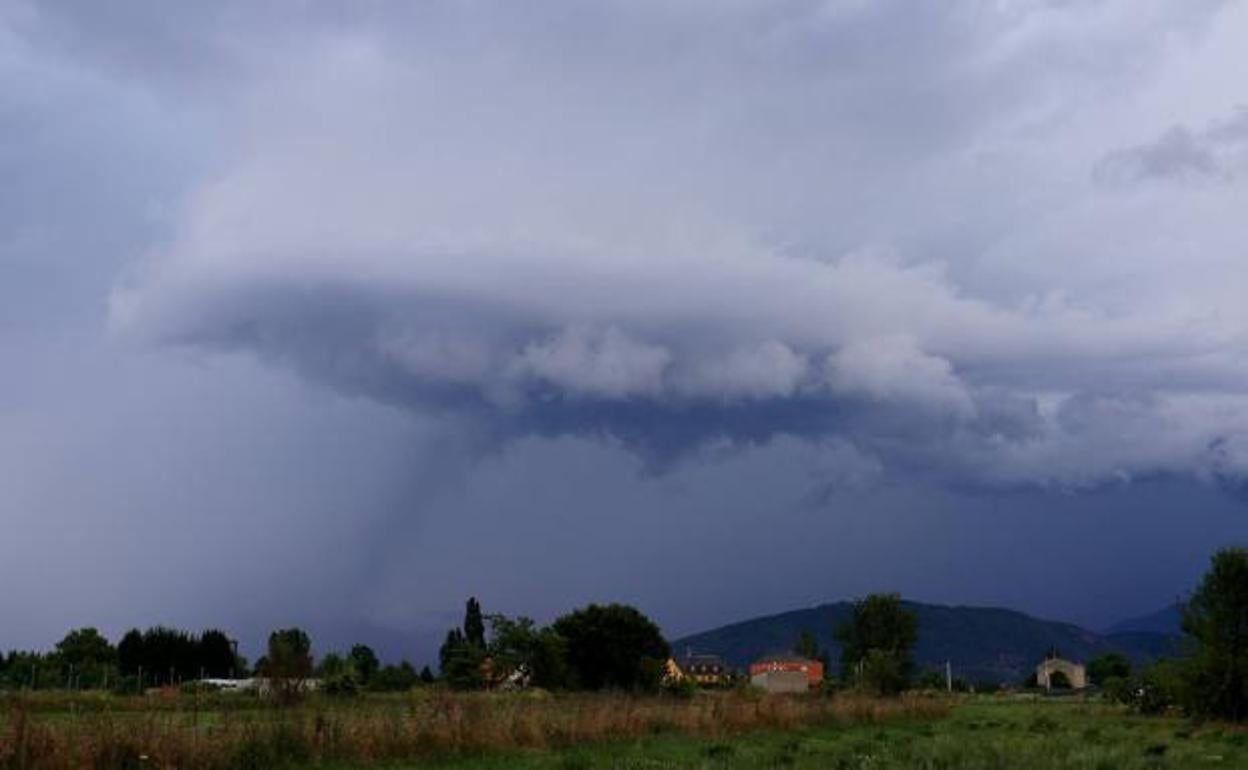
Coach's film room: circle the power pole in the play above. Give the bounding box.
[945,661,952,693]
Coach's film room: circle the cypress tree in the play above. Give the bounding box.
[464,597,486,648]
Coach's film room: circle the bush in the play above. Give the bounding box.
[322,670,360,696]
[1137,660,1184,716]
[370,662,419,692]
[1102,675,1133,704]
[916,670,944,691]
[1088,653,1132,687]
[661,675,699,699]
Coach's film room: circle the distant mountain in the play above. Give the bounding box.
[672,601,1179,685]
[1104,604,1183,636]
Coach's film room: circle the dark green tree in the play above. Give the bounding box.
[135,627,197,685]
[835,593,918,696]
[551,603,669,691]
[419,665,436,684]
[263,628,313,701]
[1087,653,1132,687]
[439,628,486,689]
[56,631,114,673]
[317,652,359,696]
[1181,547,1248,720]
[55,627,116,686]
[318,652,348,677]
[372,661,419,691]
[464,597,486,648]
[56,628,114,667]
[487,614,570,689]
[198,629,237,678]
[794,630,820,660]
[349,644,380,684]
[794,629,830,678]
[439,628,465,674]
[439,598,491,689]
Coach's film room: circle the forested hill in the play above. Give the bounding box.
[672,601,1178,685]
[1103,604,1183,636]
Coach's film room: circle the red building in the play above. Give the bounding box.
[749,655,824,687]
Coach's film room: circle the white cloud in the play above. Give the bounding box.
[510,326,671,400]
[825,336,975,418]
[676,341,811,401]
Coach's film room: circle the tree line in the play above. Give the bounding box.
[0,625,430,694]
[0,626,242,691]
[3,548,1245,720]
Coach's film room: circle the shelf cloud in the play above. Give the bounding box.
[100,0,1248,487]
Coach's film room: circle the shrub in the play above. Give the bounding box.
[1137,660,1184,716]
[1102,675,1133,704]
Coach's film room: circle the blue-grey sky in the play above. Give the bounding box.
[4,0,1248,663]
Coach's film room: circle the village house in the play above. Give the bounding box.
[665,651,734,687]
[749,654,824,694]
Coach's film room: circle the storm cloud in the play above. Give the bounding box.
[102,0,1248,488]
[5,0,1248,658]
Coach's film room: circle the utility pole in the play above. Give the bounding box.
[945,660,952,693]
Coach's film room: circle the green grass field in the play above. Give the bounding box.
[4,692,1247,769]
[324,698,1248,770]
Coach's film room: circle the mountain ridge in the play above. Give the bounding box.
[672,600,1178,684]
[1103,604,1183,636]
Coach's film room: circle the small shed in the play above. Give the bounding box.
[1035,656,1087,690]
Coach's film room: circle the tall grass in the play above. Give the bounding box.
[0,690,946,769]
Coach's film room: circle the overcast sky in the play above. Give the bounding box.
[4,0,1248,663]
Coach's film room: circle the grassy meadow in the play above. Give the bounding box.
[3,690,1246,769]
[0,689,939,769]
[397,698,1248,770]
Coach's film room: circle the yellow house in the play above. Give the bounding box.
[663,657,686,683]
[666,653,733,687]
